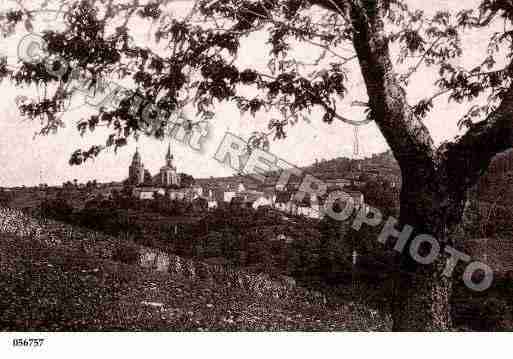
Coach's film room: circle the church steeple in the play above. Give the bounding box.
[160,142,179,187]
[166,142,173,167]
[132,146,141,164]
[129,146,144,185]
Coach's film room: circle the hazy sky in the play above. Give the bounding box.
[0,0,494,186]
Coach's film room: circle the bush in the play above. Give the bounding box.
[41,199,73,221]
[112,242,140,265]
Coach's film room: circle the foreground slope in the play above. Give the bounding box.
[0,232,389,331]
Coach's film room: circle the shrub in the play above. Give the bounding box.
[112,242,140,265]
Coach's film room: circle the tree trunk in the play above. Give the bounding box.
[392,250,453,331]
[308,0,510,330]
[391,177,465,331]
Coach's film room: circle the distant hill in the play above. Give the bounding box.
[301,150,401,184]
[196,148,513,210]
[197,150,402,191]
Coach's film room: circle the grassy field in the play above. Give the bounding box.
[0,232,390,331]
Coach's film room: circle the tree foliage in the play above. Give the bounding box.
[1,0,510,162]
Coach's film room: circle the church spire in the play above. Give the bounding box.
[132,146,142,164]
[166,142,173,166]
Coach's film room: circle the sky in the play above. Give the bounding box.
[0,0,495,187]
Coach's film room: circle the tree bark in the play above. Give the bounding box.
[392,259,453,331]
[391,175,463,331]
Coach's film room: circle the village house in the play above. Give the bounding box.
[133,187,165,200]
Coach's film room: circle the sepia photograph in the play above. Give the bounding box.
[0,0,512,353]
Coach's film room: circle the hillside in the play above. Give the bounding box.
[301,151,400,182]
[1,233,376,331]
[196,149,513,211]
[196,150,402,190]
[475,149,513,206]
[0,209,390,331]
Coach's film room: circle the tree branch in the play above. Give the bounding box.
[308,0,438,171]
[308,0,350,16]
[348,0,436,172]
[444,84,513,191]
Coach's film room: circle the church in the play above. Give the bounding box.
[128,144,180,187]
[159,144,180,187]
[128,147,145,185]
